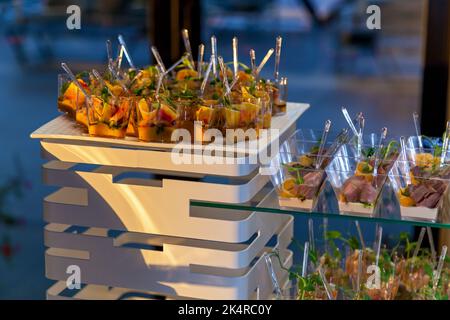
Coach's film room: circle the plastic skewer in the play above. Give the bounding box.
[400,136,412,185]
[226,74,240,96]
[92,69,115,98]
[302,242,309,277]
[356,113,364,157]
[315,120,332,169]
[274,36,282,81]
[440,121,450,166]
[342,107,359,137]
[372,127,388,185]
[165,54,190,75]
[400,136,408,162]
[151,46,166,74]
[181,29,195,68]
[232,37,239,79]
[250,49,256,75]
[256,48,274,77]
[355,221,366,250]
[61,63,91,104]
[412,227,426,264]
[374,226,383,267]
[200,56,213,97]
[106,40,113,66]
[427,227,437,266]
[308,219,315,253]
[197,44,204,75]
[325,128,349,158]
[433,245,448,292]
[211,35,218,78]
[264,253,282,299]
[318,266,334,300]
[356,249,363,295]
[413,112,423,153]
[117,34,135,69]
[155,70,165,99]
[218,56,230,94]
[116,44,124,72]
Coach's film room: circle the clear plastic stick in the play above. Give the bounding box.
[211,35,218,78]
[218,56,230,94]
[250,49,256,75]
[342,107,359,137]
[117,34,135,69]
[263,253,282,299]
[413,112,423,153]
[427,227,437,266]
[315,120,332,169]
[440,121,450,166]
[232,37,239,79]
[356,249,363,294]
[200,57,213,97]
[151,46,166,73]
[181,29,195,67]
[318,266,334,300]
[374,226,383,267]
[372,127,388,185]
[92,69,116,98]
[197,43,205,75]
[256,48,274,77]
[323,218,328,254]
[302,241,310,277]
[326,128,349,158]
[400,136,412,185]
[61,63,91,103]
[226,73,240,95]
[400,136,408,161]
[355,221,366,250]
[412,227,426,271]
[356,113,364,157]
[308,219,315,253]
[116,44,124,72]
[433,245,448,291]
[274,36,282,81]
[165,54,190,75]
[155,71,165,99]
[106,40,113,65]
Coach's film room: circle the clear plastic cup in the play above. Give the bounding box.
[136,98,178,143]
[87,96,134,139]
[326,155,388,216]
[389,159,450,221]
[269,149,328,212]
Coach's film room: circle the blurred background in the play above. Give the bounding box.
[0,0,448,299]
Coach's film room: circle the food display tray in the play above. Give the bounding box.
[31,103,308,177]
[32,102,308,299]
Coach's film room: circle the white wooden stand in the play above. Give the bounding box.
[31,103,309,300]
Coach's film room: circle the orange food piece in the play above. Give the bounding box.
[355,162,373,182]
[237,71,253,83]
[176,69,199,81]
[64,80,89,104]
[398,191,415,207]
[196,106,214,124]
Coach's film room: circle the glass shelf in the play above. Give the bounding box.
[191,182,450,229]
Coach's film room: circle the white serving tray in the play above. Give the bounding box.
[31,103,309,177]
